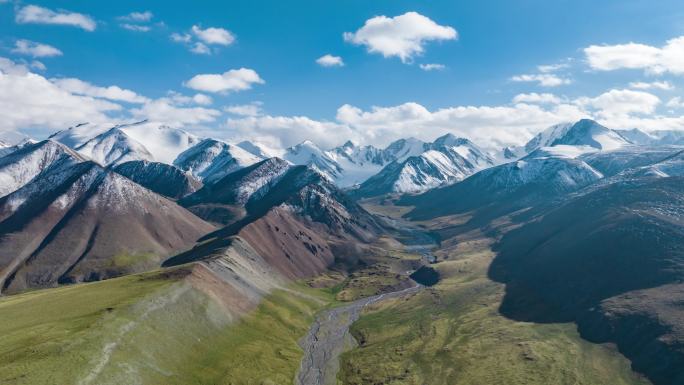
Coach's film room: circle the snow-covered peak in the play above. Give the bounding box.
[529,145,600,159]
[174,138,263,183]
[121,121,201,164]
[50,121,202,165]
[616,128,654,146]
[0,140,86,198]
[283,140,342,181]
[384,137,428,162]
[432,133,471,148]
[525,119,630,154]
[76,127,154,166]
[237,140,280,159]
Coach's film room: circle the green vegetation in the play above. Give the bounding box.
[0,268,335,385]
[339,240,650,385]
[109,252,159,268]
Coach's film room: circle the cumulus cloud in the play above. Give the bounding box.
[666,97,684,109]
[171,25,235,54]
[12,39,62,58]
[52,78,149,104]
[537,63,570,73]
[192,93,213,105]
[225,100,588,150]
[629,81,674,90]
[15,5,96,31]
[227,114,355,149]
[344,12,457,63]
[131,98,221,127]
[316,54,344,67]
[224,102,263,117]
[190,42,211,55]
[118,11,153,22]
[512,93,562,104]
[510,73,572,87]
[584,36,684,75]
[171,33,192,43]
[0,57,119,134]
[184,68,264,93]
[576,89,660,119]
[419,63,445,71]
[191,25,235,45]
[120,24,151,32]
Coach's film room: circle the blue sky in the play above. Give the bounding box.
[1,0,684,149]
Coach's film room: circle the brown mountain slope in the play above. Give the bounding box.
[0,160,215,294]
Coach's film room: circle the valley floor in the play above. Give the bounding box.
[337,206,650,385]
[0,204,652,385]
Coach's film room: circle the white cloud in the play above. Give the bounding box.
[118,11,153,22]
[666,97,684,109]
[537,63,570,73]
[171,33,192,43]
[343,12,457,63]
[190,42,211,55]
[184,68,264,93]
[52,78,149,104]
[171,25,235,54]
[120,23,151,32]
[510,73,572,87]
[512,93,562,104]
[224,102,263,117]
[0,57,119,134]
[316,54,344,67]
[227,115,354,149]
[629,81,674,90]
[419,63,445,71]
[15,5,96,31]
[226,100,587,150]
[131,98,221,127]
[12,39,62,58]
[191,25,235,46]
[584,36,684,75]
[576,89,660,119]
[192,93,213,105]
[30,60,46,71]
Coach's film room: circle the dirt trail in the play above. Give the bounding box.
[294,285,421,385]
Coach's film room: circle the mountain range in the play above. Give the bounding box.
[2,117,684,384]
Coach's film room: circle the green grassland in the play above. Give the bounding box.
[338,236,650,385]
[0,267,335,385]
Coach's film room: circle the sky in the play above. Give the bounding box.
[1,0,684,150]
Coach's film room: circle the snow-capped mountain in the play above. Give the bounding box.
[174,138,263,183]
[113,160,202,199]
[401,148,604,220]
[525,119,630,154]
[0,140,86,198]
[0,160,214,293]
[617,128,684,147]
[282,140,345,182]
[50,121,201,164]
[281,135,491,188]
[75,127,154,166]
[180,157,293,217]
[237,140,279,159]
[353,134,495,196]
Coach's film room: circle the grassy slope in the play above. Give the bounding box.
[0,268,334,385]
[339,233,650,385]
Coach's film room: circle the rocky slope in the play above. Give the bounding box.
[113,160,201,199]
[0,160,214,294]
